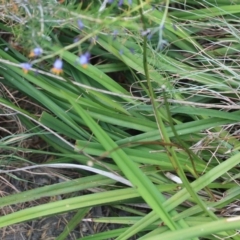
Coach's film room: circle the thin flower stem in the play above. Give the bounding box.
[162,89,216,201]
[137,0,218,223]
[137,0,179,232]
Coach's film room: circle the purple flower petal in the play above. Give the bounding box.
[118,0,123,7]
[73,37,80,43]
[129,48,135,54]
[53,59,63,69]
[33,47,43,56]
[77,19,84,30]
[20,63,32,70]
[51,59,63,75]
[78,52,90,66]
[29,47,43,57]
[20,63,32,73]
[113,30,118,40]
[141,29,151,36]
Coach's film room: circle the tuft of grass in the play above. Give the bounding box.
[0,0,240,239]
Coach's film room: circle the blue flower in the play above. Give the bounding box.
[129,48,135,54]
[51,59,63,75]
[78,52,90,68]
[113,30,118,40]
[73,36,80,43]
[141,29,151,36]
[118,0,123,7]
[77,19,84,30]
[20,63,32,74]
[158,39,169,50]
[29,47,43,58]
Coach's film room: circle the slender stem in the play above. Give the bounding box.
[137,0,217,220]
[162,89,216,201]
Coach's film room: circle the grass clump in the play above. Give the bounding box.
[0,0,240,239]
